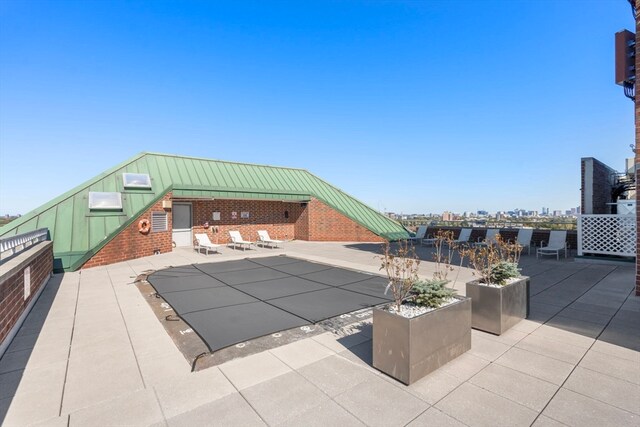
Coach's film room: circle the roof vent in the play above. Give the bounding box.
[123,173,152,189]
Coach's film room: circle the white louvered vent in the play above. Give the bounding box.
[151,211,168,232]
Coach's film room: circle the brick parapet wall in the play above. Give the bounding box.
[0,241,53,346]
[82,193,173,268]
[422,226,578,251]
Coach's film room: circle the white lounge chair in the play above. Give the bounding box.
[407,225,428,244]
[257,230,284,248]
[450,228,472,246]
[537,230,567,260]
[228,230,255,251]
[194,233,222,255]
[516,228,533,254]
[475,229,500,247]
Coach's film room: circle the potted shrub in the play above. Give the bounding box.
[372,233,471,385]
[461,235,529,335]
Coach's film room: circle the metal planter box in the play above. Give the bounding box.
[372,296,471,385]
[466,276,529,335]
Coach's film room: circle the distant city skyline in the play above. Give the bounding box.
[0,1,632,216]
[386,206,581,217]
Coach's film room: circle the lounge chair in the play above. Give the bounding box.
[537,230,567,260]
[516,228,533,254]
[194,233,222,255]
[257,230,284,248]
[421,233,437,247]
[450,228,472,246]
[228,230,255,251]
[407,225,428,244]
[474,229,500,247]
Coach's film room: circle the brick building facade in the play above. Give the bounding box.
[82,195,385,269]
[82,193,174,269]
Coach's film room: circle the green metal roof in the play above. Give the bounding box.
[0,152,408,271]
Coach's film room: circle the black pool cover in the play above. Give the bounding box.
[147,256,391,352]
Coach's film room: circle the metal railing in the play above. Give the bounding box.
[0,228,49,260]
[577,215,636,257]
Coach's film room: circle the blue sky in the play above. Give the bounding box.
[0,0,634,215]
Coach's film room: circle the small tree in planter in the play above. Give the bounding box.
[372,233,471,385]
[378,240,420,312]
[460,235,529,335]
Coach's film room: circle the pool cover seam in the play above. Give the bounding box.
[192,263,314,323]
[190,262,390,320]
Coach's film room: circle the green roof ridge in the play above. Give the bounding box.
[141,151,309,172]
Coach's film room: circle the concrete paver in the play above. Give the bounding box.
[334,376,428,427]
[277,399,367,427]
[406,369,464,405]
[240,371,330,425]
[496,347,574,385]
[218,350,291,390]
[164,392,266,427]
[297,355,378,398]
[68,389,164,426]
[578,350,640,385]
[406,407,466,426]
[435,382,538,427]
[0,242,637,426]
[153,366,236,419]
[515,333,589,364]
[2,360,67,426]
[468,363,558,411]
[563,366,640,415]
[269,338,335,369]
[542,388,639,427]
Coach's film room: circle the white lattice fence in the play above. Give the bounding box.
[578,215,636,257]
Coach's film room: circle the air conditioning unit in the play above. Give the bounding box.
[617,200,636,216]
[162,200,172,209]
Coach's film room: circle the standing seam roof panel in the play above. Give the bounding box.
[0,152,407,270]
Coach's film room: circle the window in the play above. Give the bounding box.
[151,211,168,232]
[88,192,122,210]
[122,173,152,189]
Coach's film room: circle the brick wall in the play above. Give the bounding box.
[581,157,617,215]
[0,241,53,346]
[190,198,385,243]
[306,199,386,242]
[81,194,386,268]
[191,199,305,244]
[82,193,173,268]
[294,202,310,240]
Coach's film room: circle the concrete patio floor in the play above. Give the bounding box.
[0,241,638,426]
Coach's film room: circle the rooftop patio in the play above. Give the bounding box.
[0,241,637,427]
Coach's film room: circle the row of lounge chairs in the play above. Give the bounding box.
[194,230,284,255]
[408,227,569,260]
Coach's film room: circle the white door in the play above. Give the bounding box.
[172,203,192,247]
